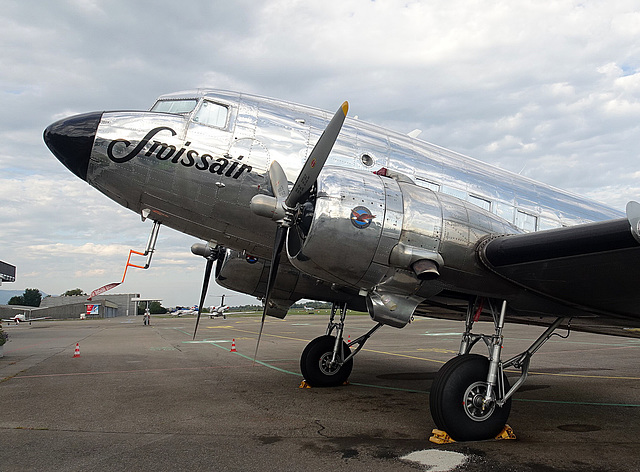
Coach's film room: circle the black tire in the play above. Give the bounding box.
[300,335,353,387]
[429,354,511,441]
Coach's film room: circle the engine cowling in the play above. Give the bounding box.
[286,167,444,289]
[285,167,518,327]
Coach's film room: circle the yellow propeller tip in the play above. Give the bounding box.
[341,101,349,116]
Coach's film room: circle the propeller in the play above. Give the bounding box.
[251,101,349,360]
[190,242,224,339]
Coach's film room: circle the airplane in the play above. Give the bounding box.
[209,295,230,319]
[170,305,198,316]
[43,88,640,442]
[2,307,51,325]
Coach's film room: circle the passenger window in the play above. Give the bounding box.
[416,177,440,192]
[469,194,491,212]
[538,217,562,231]
[193,101,228,128]
[441,186,467,201]
[515,210,538,232]
[493,202,515,223]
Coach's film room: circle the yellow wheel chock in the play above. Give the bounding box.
[298,379,350,388]
[429,424,516,444]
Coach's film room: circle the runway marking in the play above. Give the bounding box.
[9,360,296,380]
[420,332,462,336]
[3,341,59,353]
[507,337,640,347]
[170,325,640,402]
[192,339,302,376]
[184,335,431,393]
[516,398,640,408]
[534,344,640,356]
[10,325,640,408]
[416,348,458,354]
[525,370,640,381]
[184,326,640,380]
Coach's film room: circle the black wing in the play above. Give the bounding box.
[477,202,640,321]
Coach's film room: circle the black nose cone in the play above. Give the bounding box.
[43,112,103,181]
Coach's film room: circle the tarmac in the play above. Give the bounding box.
[1,314,639,471]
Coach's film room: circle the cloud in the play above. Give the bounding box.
[2,0,640,305]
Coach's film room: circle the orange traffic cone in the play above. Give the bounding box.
[73,343,80,358]
[230,339,237,352]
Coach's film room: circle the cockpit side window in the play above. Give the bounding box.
[150,99,198,114]
[193,101,229,129]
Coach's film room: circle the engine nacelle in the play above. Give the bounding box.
[286,167,518,327]
[214,249,298,318]
[286,167,445,290]
[213,248,367,318]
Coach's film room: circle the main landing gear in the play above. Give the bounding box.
[429,298,568,441]
[300,304,382,387]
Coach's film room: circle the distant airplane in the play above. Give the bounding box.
[209,295,230,319]
[44,88,640,441]
[171,305,198,316]
[2,307,50,325]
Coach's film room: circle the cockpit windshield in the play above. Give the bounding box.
[150,99,198,114]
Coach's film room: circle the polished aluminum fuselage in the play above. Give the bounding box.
[89,88,621,259]
[84,89,624,320]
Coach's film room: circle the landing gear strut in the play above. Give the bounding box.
[430,298,568,441]
[300,303,382,387]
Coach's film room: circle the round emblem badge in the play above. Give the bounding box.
[350,206,375,229]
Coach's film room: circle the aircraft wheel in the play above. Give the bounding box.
[429,354,511,441]
[300,335,353,387]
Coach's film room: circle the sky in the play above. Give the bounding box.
[1,0,639,308]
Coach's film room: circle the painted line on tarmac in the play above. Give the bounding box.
[221,327,640,381]
[534,344,640,356]
[175,326,640,403]
[420,332,462,336]
[525,370,640,381]
[190,338,302,376]
[10,354,297,380]
[191,326,449,366]
[182,331,432,394]
[515,398,640,408]
[188,340,640,401]
[11,364,260,379]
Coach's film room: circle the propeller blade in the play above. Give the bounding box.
[253,225,287,362]
[253,101,348,360]
[285,101,348,208]
[268,160,289,203]
[193,256,214,340]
